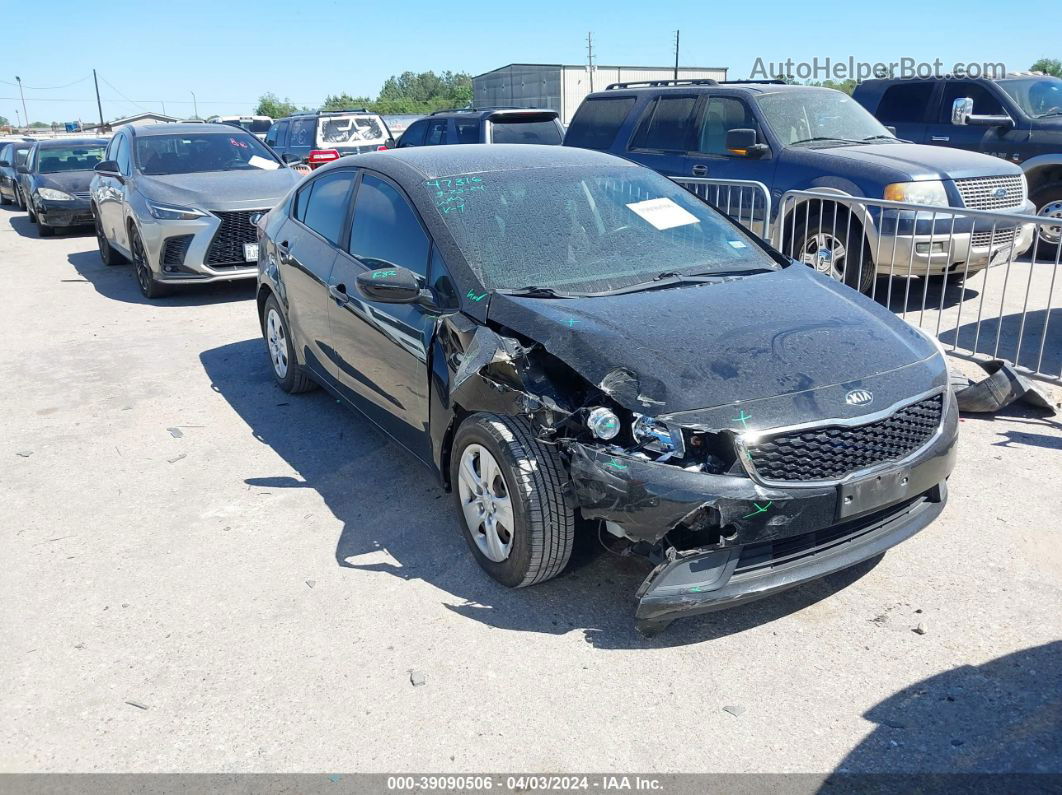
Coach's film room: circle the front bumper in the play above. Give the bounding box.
[138,210,264,284]
[566,387,959,633]
[37,198,93,228]
[871,201,1036,276]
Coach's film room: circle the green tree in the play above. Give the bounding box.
[28,121,48,128]
[374,70,472,113]
[0,115,9,126]
[1031,58,1062,77]
[254,92,299,119]
[321,93,372,111]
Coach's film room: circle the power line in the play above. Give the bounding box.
[96,73,154,114]
[0,75,92,90]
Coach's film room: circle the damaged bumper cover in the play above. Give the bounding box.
[567,390,959,633]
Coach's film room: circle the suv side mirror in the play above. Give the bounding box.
[726,128,769,157]
[94,160,121,175]
[952,97,1013,128]
[355,264,429,304]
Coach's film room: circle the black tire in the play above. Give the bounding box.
[1030,182,1062,261]
[129,225,171,299]
[789,210,875,293]
[450,413,574,588]
[26,202,36,222]
[0,190,10,206]
[14,187,24,210]
[36,218,54,237]
[261,295,317,393]
[94,210,125,265]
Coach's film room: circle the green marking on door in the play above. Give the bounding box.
[466,289,487,302]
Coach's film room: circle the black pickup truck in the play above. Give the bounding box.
[854,75,1062,252]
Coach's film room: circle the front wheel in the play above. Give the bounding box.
[795,213,875,293]
[262,295,317,393]
[129,226,170,299]
[450,414,574,588]
[1031,183,1062,261]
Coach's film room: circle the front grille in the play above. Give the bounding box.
[204,210,264,266]
[745,394,944,483]
[161,235,193,266]
[73,191,91,200]
[970,227,1017,248]
[734,495,925,576]
[954,175,1024,210]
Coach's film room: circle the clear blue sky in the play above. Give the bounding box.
[3,0,1058,124]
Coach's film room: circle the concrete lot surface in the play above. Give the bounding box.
[1,208,1060,774]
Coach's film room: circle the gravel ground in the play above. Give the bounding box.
[1,208,1060,774]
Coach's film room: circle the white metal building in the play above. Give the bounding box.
[473,63,729,124]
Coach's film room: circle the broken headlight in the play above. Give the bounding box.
[587,407,621,440]
[632,415,683,455]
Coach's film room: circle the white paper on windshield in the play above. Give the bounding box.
[626,197,699,230]
[248,155,280,171]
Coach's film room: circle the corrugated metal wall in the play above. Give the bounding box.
[474,64,728,125]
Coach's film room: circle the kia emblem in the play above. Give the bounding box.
[846,389,874,406]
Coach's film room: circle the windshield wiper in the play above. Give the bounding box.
[790,136,866,146]
[498,285,575,299]
[861,134,898,141]
[587,269,773,297]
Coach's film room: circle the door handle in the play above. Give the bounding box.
[691,164,709,177]
[277,240,291,263]
[329,283,350,304]
[931,136,950,142]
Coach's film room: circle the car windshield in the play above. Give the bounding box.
[756,90,893,146]
[36,145,105,173]
[426,165,779,294]
[997,77,1062,118]
[135,132,282,175]
[318,114,386,145]
[490,118,563,145]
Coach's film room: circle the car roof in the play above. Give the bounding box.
[319,143,634,183]
[129,123,249,137]
[590,82,830,98]
[35,137,108,148]
[428,107,559,119]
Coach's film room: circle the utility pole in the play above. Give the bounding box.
[673,30,680,80]
[92,69,104,131]
[586,32,595,92]
[190,91,198,119]
[14,76,28,129]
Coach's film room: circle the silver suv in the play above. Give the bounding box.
[90,122,302,298]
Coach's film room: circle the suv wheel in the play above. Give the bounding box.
[94,211,125,265]
[1031,183,1062,260]
[450,414,574,588]
[797,213,874,293]
[129,226,170,299]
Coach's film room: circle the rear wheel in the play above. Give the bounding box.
[130,226,170,299]
[94,211,125,265]
[796,213,875,293]
[450,414,574,588]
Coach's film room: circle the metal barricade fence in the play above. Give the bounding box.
[670,177,772,240]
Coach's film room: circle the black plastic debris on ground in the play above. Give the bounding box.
[953,361,1056,416]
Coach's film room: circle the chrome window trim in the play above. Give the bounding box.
[734,386,948,489]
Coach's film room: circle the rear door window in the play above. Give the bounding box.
[298,170,355,245]
[565,97,636,150]
[629,95,699,152]
[425,119,448,146]
[876,83,935,123]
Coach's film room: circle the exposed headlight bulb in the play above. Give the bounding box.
[632,414,682,454]
[587,407,621,440]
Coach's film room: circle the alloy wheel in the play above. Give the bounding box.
[801,232,847,279]
[131,232,152,294]
[457,444,515,563]
[265,308,289,379]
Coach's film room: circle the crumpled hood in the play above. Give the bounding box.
[38,171,95,194]
[136,168,301,211]
[815,142,1023,181]
[487,265,938,415]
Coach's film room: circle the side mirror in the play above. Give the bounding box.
[725,128,768,157]
[354,265,428,304]
[0,160,9,167]
[951,97,974,125]
[94,160,121,175]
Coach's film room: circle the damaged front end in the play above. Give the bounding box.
[435,307,959,636]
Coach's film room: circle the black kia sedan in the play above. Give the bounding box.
[255,144,958,634]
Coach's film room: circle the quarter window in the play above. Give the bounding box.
[629,96,698,152]
[349,174,429,276]
[298,170,355,245]
[289,117,315,148]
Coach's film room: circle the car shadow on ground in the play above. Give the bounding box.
[959,400,1062,451]
[826,641,1061,776]
[66,249,255,307]
[201,337,886,649]
[941,309,1062,378]
[7,212,94,239]
[871,275,976,314]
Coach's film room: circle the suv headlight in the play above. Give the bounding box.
[883,181,949,207]
[147,201,207,221]
[37,187,75,201]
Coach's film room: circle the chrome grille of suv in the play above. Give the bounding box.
[954,175,1024,210]
[970,227,1017,248]
[744,394,944,483]
[204,210,265,267]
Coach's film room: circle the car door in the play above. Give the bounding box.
[925,81,1008,151]
[623,93,700,177]
[872,81,935,143]
[98,133,132,251]
[280,169,356,381]
[327,171,434,461]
